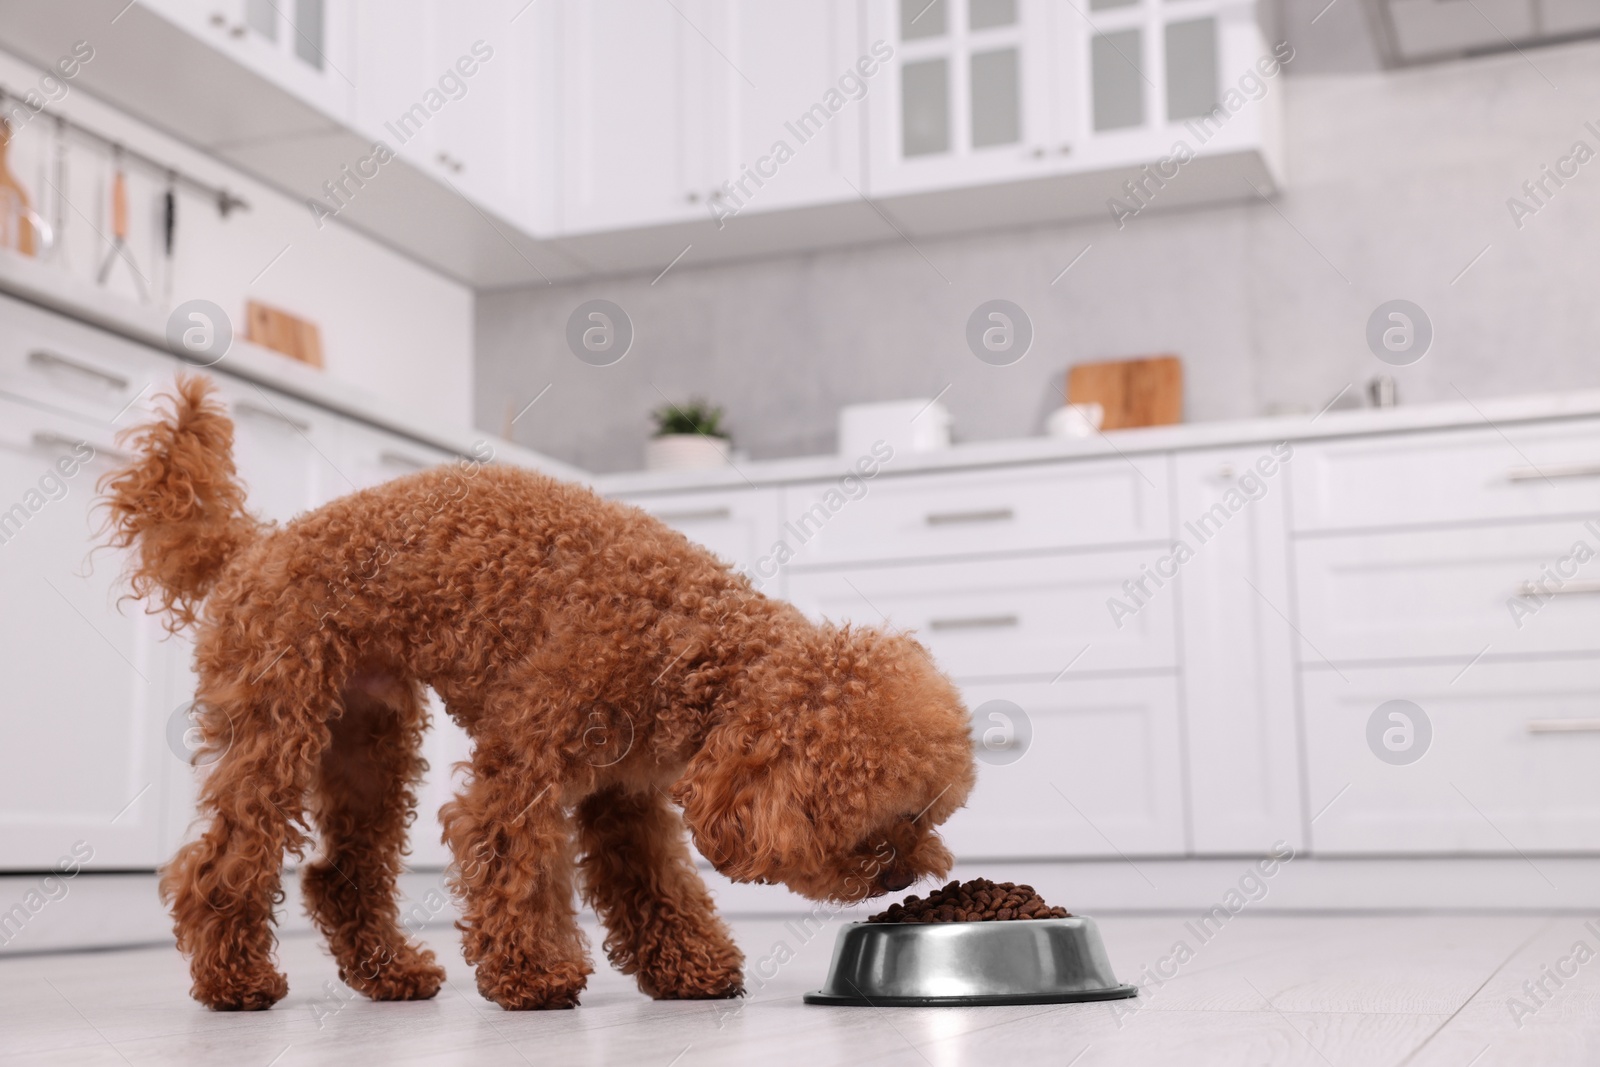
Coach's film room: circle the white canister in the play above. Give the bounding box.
[837,399,952,459]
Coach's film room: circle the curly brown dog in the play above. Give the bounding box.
[101,377,975,1011]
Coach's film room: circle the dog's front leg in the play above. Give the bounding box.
[442,742,593,1010]
[575,786,744,1000]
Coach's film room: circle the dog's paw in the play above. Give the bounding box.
[194,969,289,1011]
[477,962,590,1011]
[342,946,445,1002]
[639,961,746,1001]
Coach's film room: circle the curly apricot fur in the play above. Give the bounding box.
[104,378,976,1011]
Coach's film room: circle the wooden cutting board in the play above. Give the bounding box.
[1066,356,1183,430]
[246,300,324,368]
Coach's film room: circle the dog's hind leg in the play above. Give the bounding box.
[575,786,744,1000]
[160,682,319,1011]
[442,738,593,1010]
[301,671,445,1001]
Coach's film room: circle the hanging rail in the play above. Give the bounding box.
[0,85,250,217]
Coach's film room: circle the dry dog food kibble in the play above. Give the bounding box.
[867,878,1071,923]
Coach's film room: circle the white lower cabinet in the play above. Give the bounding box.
[1294,519,1600,663]
[1174,446,1303,853]
[1302,661,1600,854]
[0,399,170,869]
[939,676,1187,859]
[786,549,1176,679]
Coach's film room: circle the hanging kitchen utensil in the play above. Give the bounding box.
[161,175,176,305]
[96,149,148,301]
[0,115,39,257]
[48,116,68,265]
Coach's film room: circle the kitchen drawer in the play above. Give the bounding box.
[1303,661,1600,854]
[624,488,783,592]
[1294,519,1600,663]
[939,677,1187,859]
[1292,419,1600,531]
[0,293,178,424]
[785,550,1176,679]
[782,457,1170,569]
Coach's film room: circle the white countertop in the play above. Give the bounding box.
[0,251,587,484]
[598,387,1600,496]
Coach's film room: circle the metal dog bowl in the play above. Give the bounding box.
[804,916,1137,1007]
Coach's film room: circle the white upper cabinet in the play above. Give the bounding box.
[865,0,1051,195]
[552,0,709,234]
[694,0,866,218]
[351,0,549,231]
[143,0,357,121]
[864,0,1278,200]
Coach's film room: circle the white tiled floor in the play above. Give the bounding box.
[2,913,1597,1065]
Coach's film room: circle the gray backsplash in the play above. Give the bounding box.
[476,29,1600,475]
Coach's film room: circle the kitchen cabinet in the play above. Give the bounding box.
[141,0,357,121]
[1303,661,1600,854]
[1173,446,1302,854]
[552,0,711,234]
[939,676,1188,858]
[694,0,866,218]
[0,397,171,869]
[0,291,540,873]
[353,0,549,232]
[863,0,1263,199]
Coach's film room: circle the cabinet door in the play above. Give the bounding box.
[939,676,1187,859]
[553,0,708,232]
[695,0,864,216]
[0,399,169,870]
[1173,447,1302,853]
[143,0,356,121]
[1303,661,1600,854]
[864,0,1052,196]
[417,0,548,229]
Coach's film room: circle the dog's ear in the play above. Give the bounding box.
[670,717,814,884]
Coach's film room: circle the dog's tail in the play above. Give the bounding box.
[100,374,263,632]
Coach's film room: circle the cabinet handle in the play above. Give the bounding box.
[1526,718,1600,733]
[655,506,732,523]
[28,349,131,391]
[1517,579,1600,597]
[234,401,310,433]
[929,614,1020,631]
[1507,463,1600,482]
[974,735,1024,750]
[926,507,1015,526]
[378,451,429,471]
[434,152,464,174]
[32,430,129,462]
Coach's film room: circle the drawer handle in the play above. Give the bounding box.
[1527,719,1600,734]
[28,349,131,391]
[1507,463,1600,482]
[1517,580,1600,597]
[929,614,1020,631]
[234,401,311,433]
[975,735,1024,750]
[655,507,733,523]
[378,450,429,470]
[925,507,1015,526]
[33,430,130,462]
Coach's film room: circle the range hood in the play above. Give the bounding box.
[1366,0,1600,64]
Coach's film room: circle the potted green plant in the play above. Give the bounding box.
[646,397,732,471]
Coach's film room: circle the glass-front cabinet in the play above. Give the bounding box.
[866,0,1262,198]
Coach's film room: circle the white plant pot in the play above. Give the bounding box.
[645,434,732,471]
